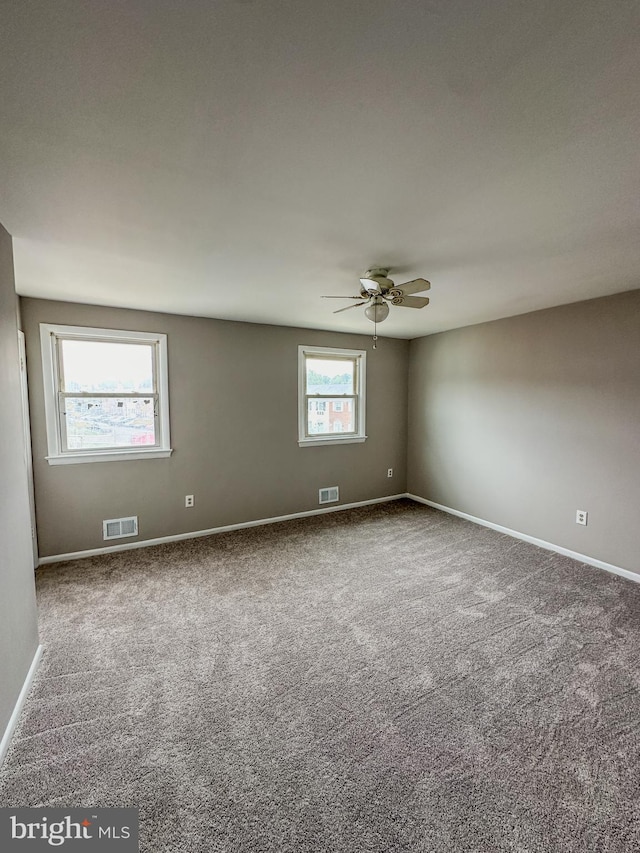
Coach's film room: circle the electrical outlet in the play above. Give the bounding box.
[576,509,587,526]
[185,495,195,508]
[387,468,393,478]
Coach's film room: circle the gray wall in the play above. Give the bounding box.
[21,298,409,557]
[407,290,640,575]
[0,225,39,740]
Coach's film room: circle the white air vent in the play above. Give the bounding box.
[103,516,138,541]
[319,486,339,505]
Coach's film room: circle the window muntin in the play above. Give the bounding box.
[298,346,366,446]
[40,324,172,464]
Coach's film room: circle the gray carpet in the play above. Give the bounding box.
[1,499,639,852]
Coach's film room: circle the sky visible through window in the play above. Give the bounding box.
[61,340,153,392]
[306,357,353,393]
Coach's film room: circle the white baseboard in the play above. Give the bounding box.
[406,494,640,585]
[37,492,640,584]
[38,494,407,566]
[0,644,43,768]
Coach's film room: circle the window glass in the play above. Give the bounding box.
[61,340,154,393]
[64,397,156,450]
[307,399,354,434]
[305,358,354,395]
[40,324,172,465]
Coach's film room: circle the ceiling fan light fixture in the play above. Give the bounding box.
[364,299,390,323]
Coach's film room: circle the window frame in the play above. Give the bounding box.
[298,345,367,447]
[39,323,172,465]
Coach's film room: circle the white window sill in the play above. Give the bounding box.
[298,436,367,448]
[46,449,173,465]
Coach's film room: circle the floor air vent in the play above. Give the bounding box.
[103,516,138,541]
[319,486,339,505]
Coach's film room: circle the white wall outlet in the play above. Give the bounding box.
[387,468,393,478]
[576,509,588,526]
[185,495,195,508]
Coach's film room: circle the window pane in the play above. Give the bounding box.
[307,398,355,435]
[64,397,156,449]
[61,340,154,393]
[306,357,354,395]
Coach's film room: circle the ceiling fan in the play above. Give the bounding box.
[322,267,431,347]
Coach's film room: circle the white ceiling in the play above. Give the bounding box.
[1,0,639,338]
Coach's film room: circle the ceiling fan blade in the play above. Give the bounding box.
[322,295,367,299]
[391,278,431,296]
[333,301,368,314]
[391,295,430,309]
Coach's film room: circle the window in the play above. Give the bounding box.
[298,345,366,446]
[39,324,172,464]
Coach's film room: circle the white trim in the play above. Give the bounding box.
[39,323,171,464]
[298,345,367,445]
[406,494,640,585]
[46,449,172,465]
[0,644,43,768]
[18,332,38,567]
[36,492,640,584]
[298,436,367,448]
[38,495,406,565]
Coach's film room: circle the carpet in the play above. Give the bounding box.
[1,499,639,852]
